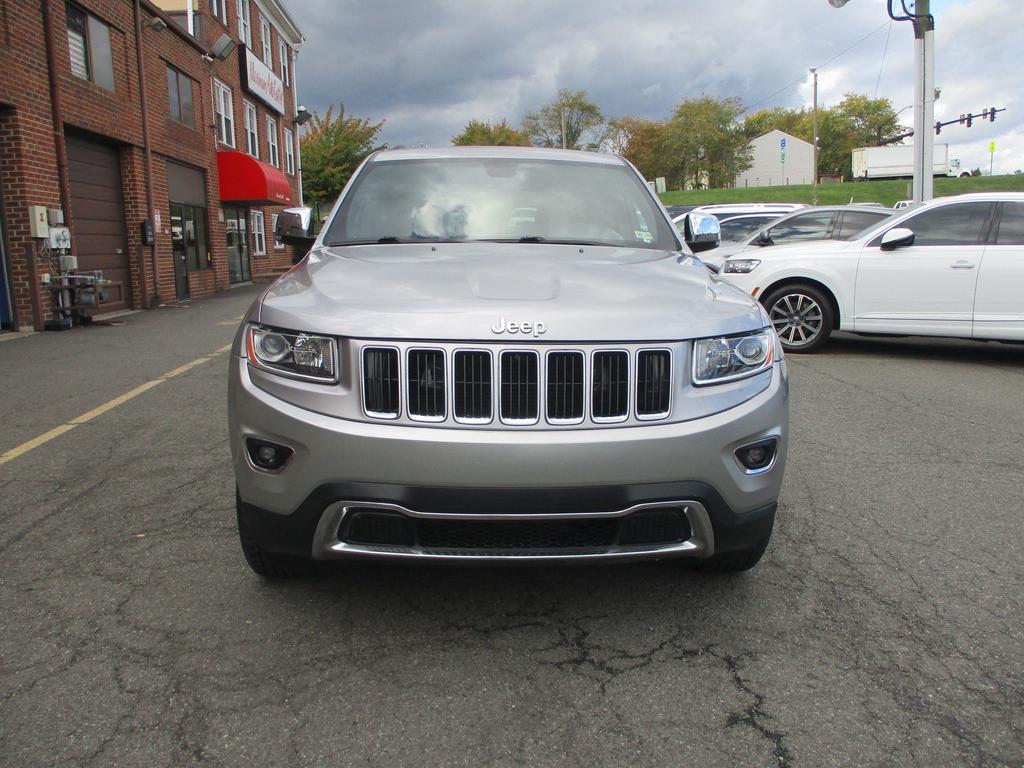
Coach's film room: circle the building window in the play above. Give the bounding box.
[213,79,234,147]
[236,0,250,47]
[271,214,284,249]
[243,101,259,157]
[266,117,279,167]
[166,66,195,128]
[170,202,211,271]
[152,0,197,36]
[279,41,290,85]
[210,0,226,24]
[283,127,294,175]
[66,4,114,91]
[252,210,266,255]
[260,15,272,65]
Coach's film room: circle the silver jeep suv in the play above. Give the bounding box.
[229,147,788,576]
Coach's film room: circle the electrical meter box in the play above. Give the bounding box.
[49,226,72,250]
[29,205,49,238]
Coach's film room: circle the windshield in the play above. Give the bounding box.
[323,157,679,251]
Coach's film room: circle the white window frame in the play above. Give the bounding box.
[236,0,251,47]
[210,0,227,25]
[283,127,294,175]
[279,41,290,85]
[243,101,259,158]
[260,15,272,65]
[252,210,266,255]
[266,116,279,167]
[213,79,235,148]
[271,214,284,249]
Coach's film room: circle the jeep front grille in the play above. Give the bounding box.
[362,347,400,417]
[500,351,539,424]
[407,349,446,420]
[361,344,674,427]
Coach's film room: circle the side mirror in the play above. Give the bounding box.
[755,229,772,246]
[880,227,915,250]
[682,212,720,253]
[274,207,318,247]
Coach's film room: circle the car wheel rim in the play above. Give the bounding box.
[769,293,823,347]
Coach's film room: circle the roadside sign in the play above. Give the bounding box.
[989,141,996,154]
[781,149,787,163]
[780,138,787,149]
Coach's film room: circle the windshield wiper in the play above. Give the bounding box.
[327,236,412,246]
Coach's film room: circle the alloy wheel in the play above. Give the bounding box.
[769,293,824,348]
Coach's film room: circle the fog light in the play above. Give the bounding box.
[246,438,293,471]
[736,438,777,472]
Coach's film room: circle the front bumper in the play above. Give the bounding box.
[229,355,788,562]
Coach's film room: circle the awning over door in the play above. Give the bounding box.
[217,151,293,206]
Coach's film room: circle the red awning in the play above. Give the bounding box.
[217,151,293,206]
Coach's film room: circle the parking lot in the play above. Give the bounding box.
[1,285,1022,768]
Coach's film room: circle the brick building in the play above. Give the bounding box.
[0,0,304,331]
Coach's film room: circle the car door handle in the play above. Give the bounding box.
[950,262,976,269]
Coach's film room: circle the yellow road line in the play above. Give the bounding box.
[0,345,233,467]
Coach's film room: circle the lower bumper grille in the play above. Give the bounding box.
[337,506,692,553]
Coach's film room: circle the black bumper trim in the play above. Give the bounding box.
[236,481,776,560]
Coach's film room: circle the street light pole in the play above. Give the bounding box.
[829,0,935,202]
[811,67,818,205]
[912,0,935,202]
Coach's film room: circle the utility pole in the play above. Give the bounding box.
[912,0,935,202]
[811,67,818,205]
[560,110,567,149]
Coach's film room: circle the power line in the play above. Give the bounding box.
[742,20,891,116]
[874,20,893,98]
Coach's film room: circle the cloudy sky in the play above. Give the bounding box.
[288,0,1022,176]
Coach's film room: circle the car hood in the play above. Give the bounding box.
[731,238,857,260]
[257,242,766,342]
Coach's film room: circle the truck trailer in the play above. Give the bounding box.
[851,144,968,180]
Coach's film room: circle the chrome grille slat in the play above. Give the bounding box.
[636,350,671,418]
[453,350,493,423]
[363,347,400,418]
[547,351,584,423]
[500,350,539,424]
[407,349,446,420]
[592,351,629,421]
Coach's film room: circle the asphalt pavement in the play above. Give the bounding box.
[1,287,1022,767]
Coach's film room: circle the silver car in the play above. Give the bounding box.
[229,147,789,577]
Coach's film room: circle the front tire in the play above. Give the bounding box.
[762,283,834,353]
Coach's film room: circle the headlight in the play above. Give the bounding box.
[246,324,338,383]
[723,259,761,274]
[692,329,774,385]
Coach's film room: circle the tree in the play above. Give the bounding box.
[657,96,752,189]
[451,119,530,146]
[299,102,386,207]
[523,89,605,150]
[742,106,810,141]
[605,116,665,180]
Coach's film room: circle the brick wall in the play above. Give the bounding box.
[0,0,302,330]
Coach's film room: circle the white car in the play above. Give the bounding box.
[720,193,1024,352]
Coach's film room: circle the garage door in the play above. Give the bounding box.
[66,133,131,310]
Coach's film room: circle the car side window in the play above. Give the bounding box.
[994,202,1024,245]
[898,202,995,246]
[768,212,834,243]
[836,210,887,240]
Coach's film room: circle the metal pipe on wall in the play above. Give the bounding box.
[40,0,74,253]
[134,0,156,308]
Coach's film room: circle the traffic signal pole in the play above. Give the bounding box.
[912,0,934,202]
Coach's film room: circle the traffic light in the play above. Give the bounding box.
[935,121,941,135]
[990,107,996,122]
[966,113,973,128]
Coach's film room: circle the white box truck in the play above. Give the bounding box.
[851,144,967,179]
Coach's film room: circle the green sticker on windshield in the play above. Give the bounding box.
[634,230,654,244]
